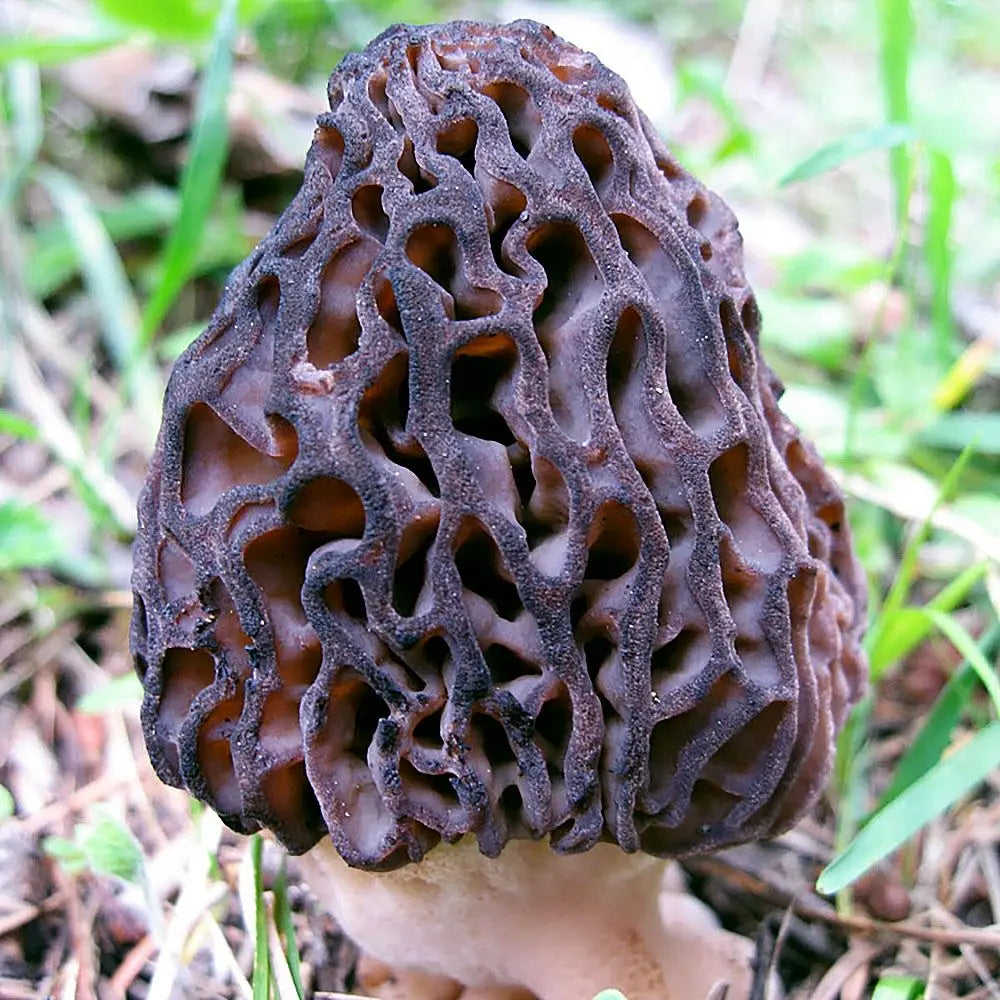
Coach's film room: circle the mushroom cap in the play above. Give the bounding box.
[130,19,867,871]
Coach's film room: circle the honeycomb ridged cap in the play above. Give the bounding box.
[131,19,867,871]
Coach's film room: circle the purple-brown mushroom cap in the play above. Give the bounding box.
[130,19,867,871]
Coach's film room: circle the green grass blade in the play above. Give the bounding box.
[7,62,42,165]
[141,0,238,341]
[3,338,136,537]
[872,977,924,1000]
[0,33,126,68]
[251,836,270,1000]
[27,185,178,298]
[779,123,915,187]
[925,148,957,363]
[877,623,999,811]
[70,365,92,443]
[932,344,998,414]
[0,409,38,440]
[0,61,43,206]
[817,718,1000,895]
[865,442,977,677]
[877,0,914,225]
[272,857,303,999]
[37,168,142,374]
[830,694,874,912]
[868,561,986,679]
[922,610,1000,714]
[36,168,162,432]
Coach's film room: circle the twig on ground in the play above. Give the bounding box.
[106,932,157,1000]
[0,623,78,699]
[808,942,885,1000]
[201,912,254,1000]
[762,905,795,1000]
[958,944,1000,1000]
[50,864,97,1000]
[0,891,66,938]
[976,842,1000,924]
[16,774,130,833]
[0,979,38,999]
[686,856,1000,950]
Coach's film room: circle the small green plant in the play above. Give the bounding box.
[44,811,145,883]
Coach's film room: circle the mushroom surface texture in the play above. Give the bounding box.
[131,18,867,999]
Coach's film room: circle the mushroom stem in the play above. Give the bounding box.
[297,837,758,1000]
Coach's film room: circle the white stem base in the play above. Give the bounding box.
[297,838,763,1000]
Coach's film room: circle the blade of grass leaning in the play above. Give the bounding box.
[266,902,303,1000]
[141,0,238,342]
[70,365,92,441]
[877,0,914,226]
[272,857,303,999]
[4,335,136,535]
[931,343,998,414]
[864,442,977,679]
[876,623,999,811]
[0,409,39,440]
[925,148,957,364]
[922,610,1000,714]
[830,693,875,914]
[8,60,42,164]
[0,60,42,206]
[27,185,178,298]
[36,167,161,430]
[0,33,127,68]
[989,566,1000,623]
[251,836,271,1000]
[817,717,1000,895]
[867,561,986,678]
[779,123,915,187]
[832,447,977,911]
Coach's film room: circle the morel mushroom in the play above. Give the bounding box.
[131,18,866,999]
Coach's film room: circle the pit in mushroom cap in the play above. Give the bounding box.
[131,19,867,876]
